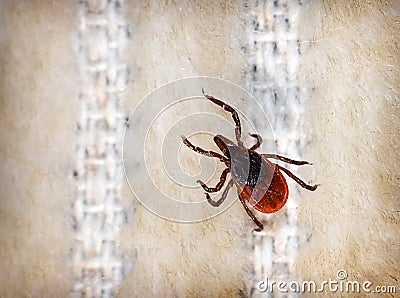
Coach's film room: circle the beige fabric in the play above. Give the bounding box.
[245,1,308,296]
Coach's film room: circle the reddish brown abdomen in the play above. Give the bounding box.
[237,168,288,214]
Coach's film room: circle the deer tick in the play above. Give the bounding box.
[181,89,318,231]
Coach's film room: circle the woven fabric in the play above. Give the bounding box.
[245,1,307,297]
[73,0,129,296]
[72,0,307,296]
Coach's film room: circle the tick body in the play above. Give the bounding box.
[182,90,318,232]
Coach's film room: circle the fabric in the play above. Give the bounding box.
[245,1,308,296]
[73,0,308,296]
[73,0,129,296]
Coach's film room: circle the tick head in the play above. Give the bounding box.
[214,135,236,158]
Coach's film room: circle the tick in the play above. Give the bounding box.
[181,89,318,232]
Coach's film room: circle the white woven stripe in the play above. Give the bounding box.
[246,1,307,297]
[73,1,129,296]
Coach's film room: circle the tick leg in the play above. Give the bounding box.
[181,135,228,163]
[198,168,229,193]
[202,89,243,146]
[276,164,319,191]
[263,154,311,166]
[237,191,264,232]
[249,133,262,150]
[206,179,233,207]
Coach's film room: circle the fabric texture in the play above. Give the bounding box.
[245,1,308,296]
[73,0,129,296]
[72,0,308,296]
